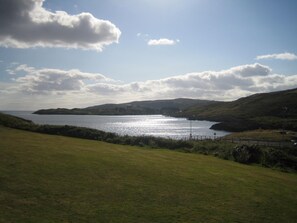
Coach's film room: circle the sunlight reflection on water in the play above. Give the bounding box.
[3,112,230,139]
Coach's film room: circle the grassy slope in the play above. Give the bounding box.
[34,98,217,115]
[223,129,296,141]
[183,88,297,131]
[185,88,297,119]
[1,126,297,223]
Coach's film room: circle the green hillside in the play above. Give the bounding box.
[1,126,297,222]
[183,88,297,131]
[34,98,217,115]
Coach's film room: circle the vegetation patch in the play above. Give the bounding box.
[181,88,297,132]
[1,112,297,172]
[1,126,297,222]
[224,129,297,142]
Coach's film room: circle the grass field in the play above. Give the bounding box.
[223,129,296,141]
[1,126,297,223]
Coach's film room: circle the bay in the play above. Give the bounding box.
[3,111,230,139]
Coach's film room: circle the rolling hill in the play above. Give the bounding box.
[34,98,217,115]
[184,88,297,119]
[182,88,297,131]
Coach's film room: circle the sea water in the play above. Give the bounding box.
[3,111,229,139]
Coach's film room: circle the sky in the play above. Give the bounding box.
[0,0,297,110]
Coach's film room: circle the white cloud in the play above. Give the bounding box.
[226,63,271,77]
[10,64,114,94]
[148,38,178,46]
[1,63,297,110]
[256,52,297,61]
[88,63,297,101]
[0,0,121,50]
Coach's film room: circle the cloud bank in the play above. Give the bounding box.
[148,38,179,46]
[12,64,113,94]
[2,63,297,109]
[0,0,121,50]
[256,52,297,61]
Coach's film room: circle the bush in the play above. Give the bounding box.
[192,141,234,160]
[232,145,263,164]
[262,148,297,171]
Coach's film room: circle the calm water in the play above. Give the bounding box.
[3,111,230,139]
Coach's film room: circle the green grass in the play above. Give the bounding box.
[224,129,296,141]
[183,88,297,131]
[1,126,297,223]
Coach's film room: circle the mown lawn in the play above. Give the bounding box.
[0,126,297,223]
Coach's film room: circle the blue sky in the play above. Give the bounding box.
[0,0,297,110]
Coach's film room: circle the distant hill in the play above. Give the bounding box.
[181,88,297,131]
[34,88,297,132]
[34,98,218,116]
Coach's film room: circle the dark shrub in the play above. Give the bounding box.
[232,145,263,164]
[263,148,297,171]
